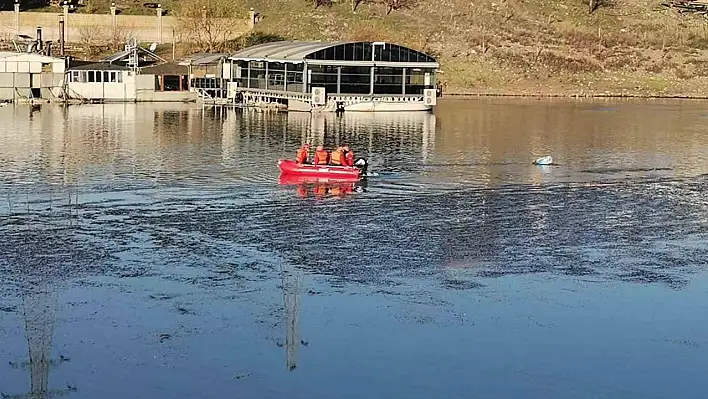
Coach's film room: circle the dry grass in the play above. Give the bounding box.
[40,0,708,95]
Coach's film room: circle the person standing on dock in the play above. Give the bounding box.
[314,146,329,166]
[296,144,310,164]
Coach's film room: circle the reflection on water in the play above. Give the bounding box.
[1,99,708,398]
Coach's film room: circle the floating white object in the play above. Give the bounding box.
[533,156,553,165]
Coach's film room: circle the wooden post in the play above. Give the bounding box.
[402,68,406,95]
[59,16,65,56]
[160,75,164,91]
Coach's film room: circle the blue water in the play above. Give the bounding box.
[1,99,708,398]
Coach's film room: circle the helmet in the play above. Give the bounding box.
[316,145,324,151]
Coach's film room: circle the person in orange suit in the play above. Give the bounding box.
[342,145,354,167]
[296,144,310,164]
[313,184,327,197]
[314,145,329,165]
[330,146,344,166]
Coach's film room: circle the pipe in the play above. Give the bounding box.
[36,27,42,51]
[59,17,65,57]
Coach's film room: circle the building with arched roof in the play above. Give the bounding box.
[226,41,440,112]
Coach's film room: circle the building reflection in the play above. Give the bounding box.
[280,263,302,371]
[5,281,73,399]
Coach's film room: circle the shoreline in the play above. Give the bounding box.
[442,92,708,100]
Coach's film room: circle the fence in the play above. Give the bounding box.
[0,7,254,44]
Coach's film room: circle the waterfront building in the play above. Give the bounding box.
[225,41,440,112]
[177,53,230,100]
[65,41,196,103]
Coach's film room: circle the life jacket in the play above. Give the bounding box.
[330,148,344,165]
[314,150,329,165]
[344,150,354,166]
[296,148,308,163]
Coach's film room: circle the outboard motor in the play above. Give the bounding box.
[354,158,368,177]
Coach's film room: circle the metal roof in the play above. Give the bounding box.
[140,62,188,75]
[69,62,131,71]
[229,41,348,61]
[0,51,63,62]
[102,47,165,63]
[178,53,228,65]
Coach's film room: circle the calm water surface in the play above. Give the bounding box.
[1,99,708,398]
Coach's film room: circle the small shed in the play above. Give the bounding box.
[0,52,65,101]
[140,62,189,92]
[178,53,228,98]
[66,62,136,102]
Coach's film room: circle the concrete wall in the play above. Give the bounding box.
[0,64,63,100]
[68,82,129,101]
[0,11,252,44]
[136,90,197,102]
[135,74,153,91]
[0,72,62,88]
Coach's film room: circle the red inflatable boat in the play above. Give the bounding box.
[278,159,363,180]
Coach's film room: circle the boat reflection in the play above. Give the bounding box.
[278,174,367,198]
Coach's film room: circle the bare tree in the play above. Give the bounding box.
[177,0,246,53]
[76,22,136,56]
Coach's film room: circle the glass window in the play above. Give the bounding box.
[163,75,181,91]
[116,72,123,83]
[374,67,403,95]
[87,71,95,83]
[103,71,110,82]
[95,71,102,82]
[71,71,79,82]
[304,43,436,63]
[339,66,371,94]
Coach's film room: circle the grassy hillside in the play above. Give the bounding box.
[239,0,708,97]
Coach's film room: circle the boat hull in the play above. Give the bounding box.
[278,159,361,179]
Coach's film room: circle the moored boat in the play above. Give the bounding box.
[277,159,367,179]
